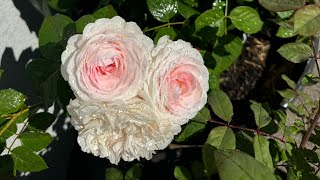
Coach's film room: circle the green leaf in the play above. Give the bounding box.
[229,6,263,34]
[211,35,243,75]
[19,132,53,151]
[277,10,295,19]
[202,144,217,176]
[208,70,220,89]
[277,43,312,63]
[214,150,277,180]
[194,8,225,43]
[147,0,178,22]
[253,135,274,170]
[105,167,123,180]
[125,164,142,180]
[154,27,178,44]
[175,122,205,142]
[277,89,297,99]
[75,15,95,33]
[177,1,200,19]
[174,166,192,180]
[276,26,295,38]
[39,14,75,60]
[301,73,320,86]
[250,100,272,128]
[294,5,320,36]
[208,89,233,122]
[0,137,6,153]
[11,146,48,172]
[258,0,305,12]
[27,60,60,107]
[205,126,236,150]
[192,106,210,123]
[28,112,56,131]
[93,5,117,19]
[281,74,296,89]
[0,89,26,116]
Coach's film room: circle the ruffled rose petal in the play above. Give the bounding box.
[61,16,153,102]
[67,97,181,164]
[143,36,209,125]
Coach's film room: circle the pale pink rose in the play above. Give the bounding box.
[141,36,209,125]
[67,97,181,164]
[61,16,153,102]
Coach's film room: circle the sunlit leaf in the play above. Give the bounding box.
[229,6,263,34]
[194,8,225,40]
[0,89,25,116]
[258,0,305,12]
[253,135,274,170]
[276,26,295,38]
[205,126,236,150]
[19,132,53,151]
[214,150,277,180]
[174,166,192,180]
[277,89,297,99]
[11,146,48,172]
[277,43,312,63]
[208,89,233,122]
[294,5,320,36]
[250,100,272,128]
[147,0,178,22]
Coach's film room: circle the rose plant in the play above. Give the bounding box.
[1,0,320,179]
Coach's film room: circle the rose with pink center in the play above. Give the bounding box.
[61,16,153,102]
[142,36,209,125]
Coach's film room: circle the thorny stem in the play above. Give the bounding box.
[6,120,29,154]
[0,108,29,137]
[310,36,320,77]
[143,22,185,33]
[300,100,320,148]
[299,37,320,148]
[208,119,286,143]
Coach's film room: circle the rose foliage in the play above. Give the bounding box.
[1,0,320,179]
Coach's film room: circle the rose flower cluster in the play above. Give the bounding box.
[61,16,209,164]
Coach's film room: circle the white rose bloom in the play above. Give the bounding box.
[142,36,209,125]
[61,16,153,102]
[67,97,181,164]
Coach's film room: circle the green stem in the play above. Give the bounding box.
[224,0,229,35]
[6,120,28,154]
[0,108,29,137]
[143,22,185,33]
